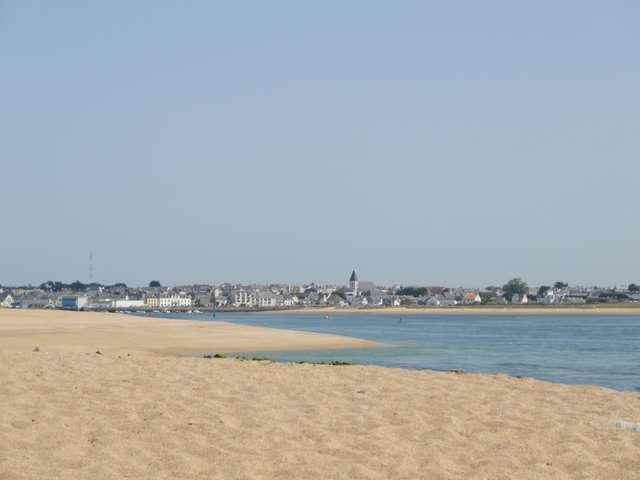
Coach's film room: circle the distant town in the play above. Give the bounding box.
[1,271,639,311]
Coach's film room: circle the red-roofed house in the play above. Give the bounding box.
[462,293,481,305]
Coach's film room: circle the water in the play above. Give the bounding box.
[145,312,640,392]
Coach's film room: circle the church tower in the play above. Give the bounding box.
[349,270,359,295]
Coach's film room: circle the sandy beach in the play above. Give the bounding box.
[1,309,639,479]
[0,309,377,356]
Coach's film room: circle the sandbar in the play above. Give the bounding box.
[0,308,378,356]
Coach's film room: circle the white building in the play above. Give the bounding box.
[159,294,192,308]
[231,290,255,307]
[511,293,529,305]
[1,294,14,307]
[426,296,457,307]
[255,291,276,308]
[282,296,295,307]
[112,298,145,309]
[107,294,146,309]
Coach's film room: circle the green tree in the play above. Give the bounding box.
[479,291,496,304]
[333,289,347,300]
[502,278,528,301]
[149,280,161,288]
[40,281,63,292]
[69,280,87,292]
[629,283,639,292]
[554,281,568,290]
[396,286,428,297]
[538,285,551,297]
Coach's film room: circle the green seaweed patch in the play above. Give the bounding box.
[295,360,355,366]
[203,354,353,365]
[203,353,227,359]
[251,356,273,362]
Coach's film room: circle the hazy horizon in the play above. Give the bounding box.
[2,1,639,287]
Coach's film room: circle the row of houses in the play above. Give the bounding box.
[2,274,639,311]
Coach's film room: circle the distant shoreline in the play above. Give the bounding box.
[259,305,640,315]
[11,303,640,316]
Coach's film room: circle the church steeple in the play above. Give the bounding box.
[349,270,358,283]
[349,270,359,294]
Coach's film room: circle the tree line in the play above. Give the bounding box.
[37,281,128,292]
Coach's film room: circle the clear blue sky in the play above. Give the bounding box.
[1,1,639,287]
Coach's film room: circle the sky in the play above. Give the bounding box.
[1,1,639,288]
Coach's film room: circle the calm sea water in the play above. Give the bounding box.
[148,312,640,392]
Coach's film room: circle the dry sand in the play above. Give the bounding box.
[1,309,640,479]
[0,309,378,356]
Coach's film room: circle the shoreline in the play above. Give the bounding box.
[260,305,640,315]
[29,303,640,316]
